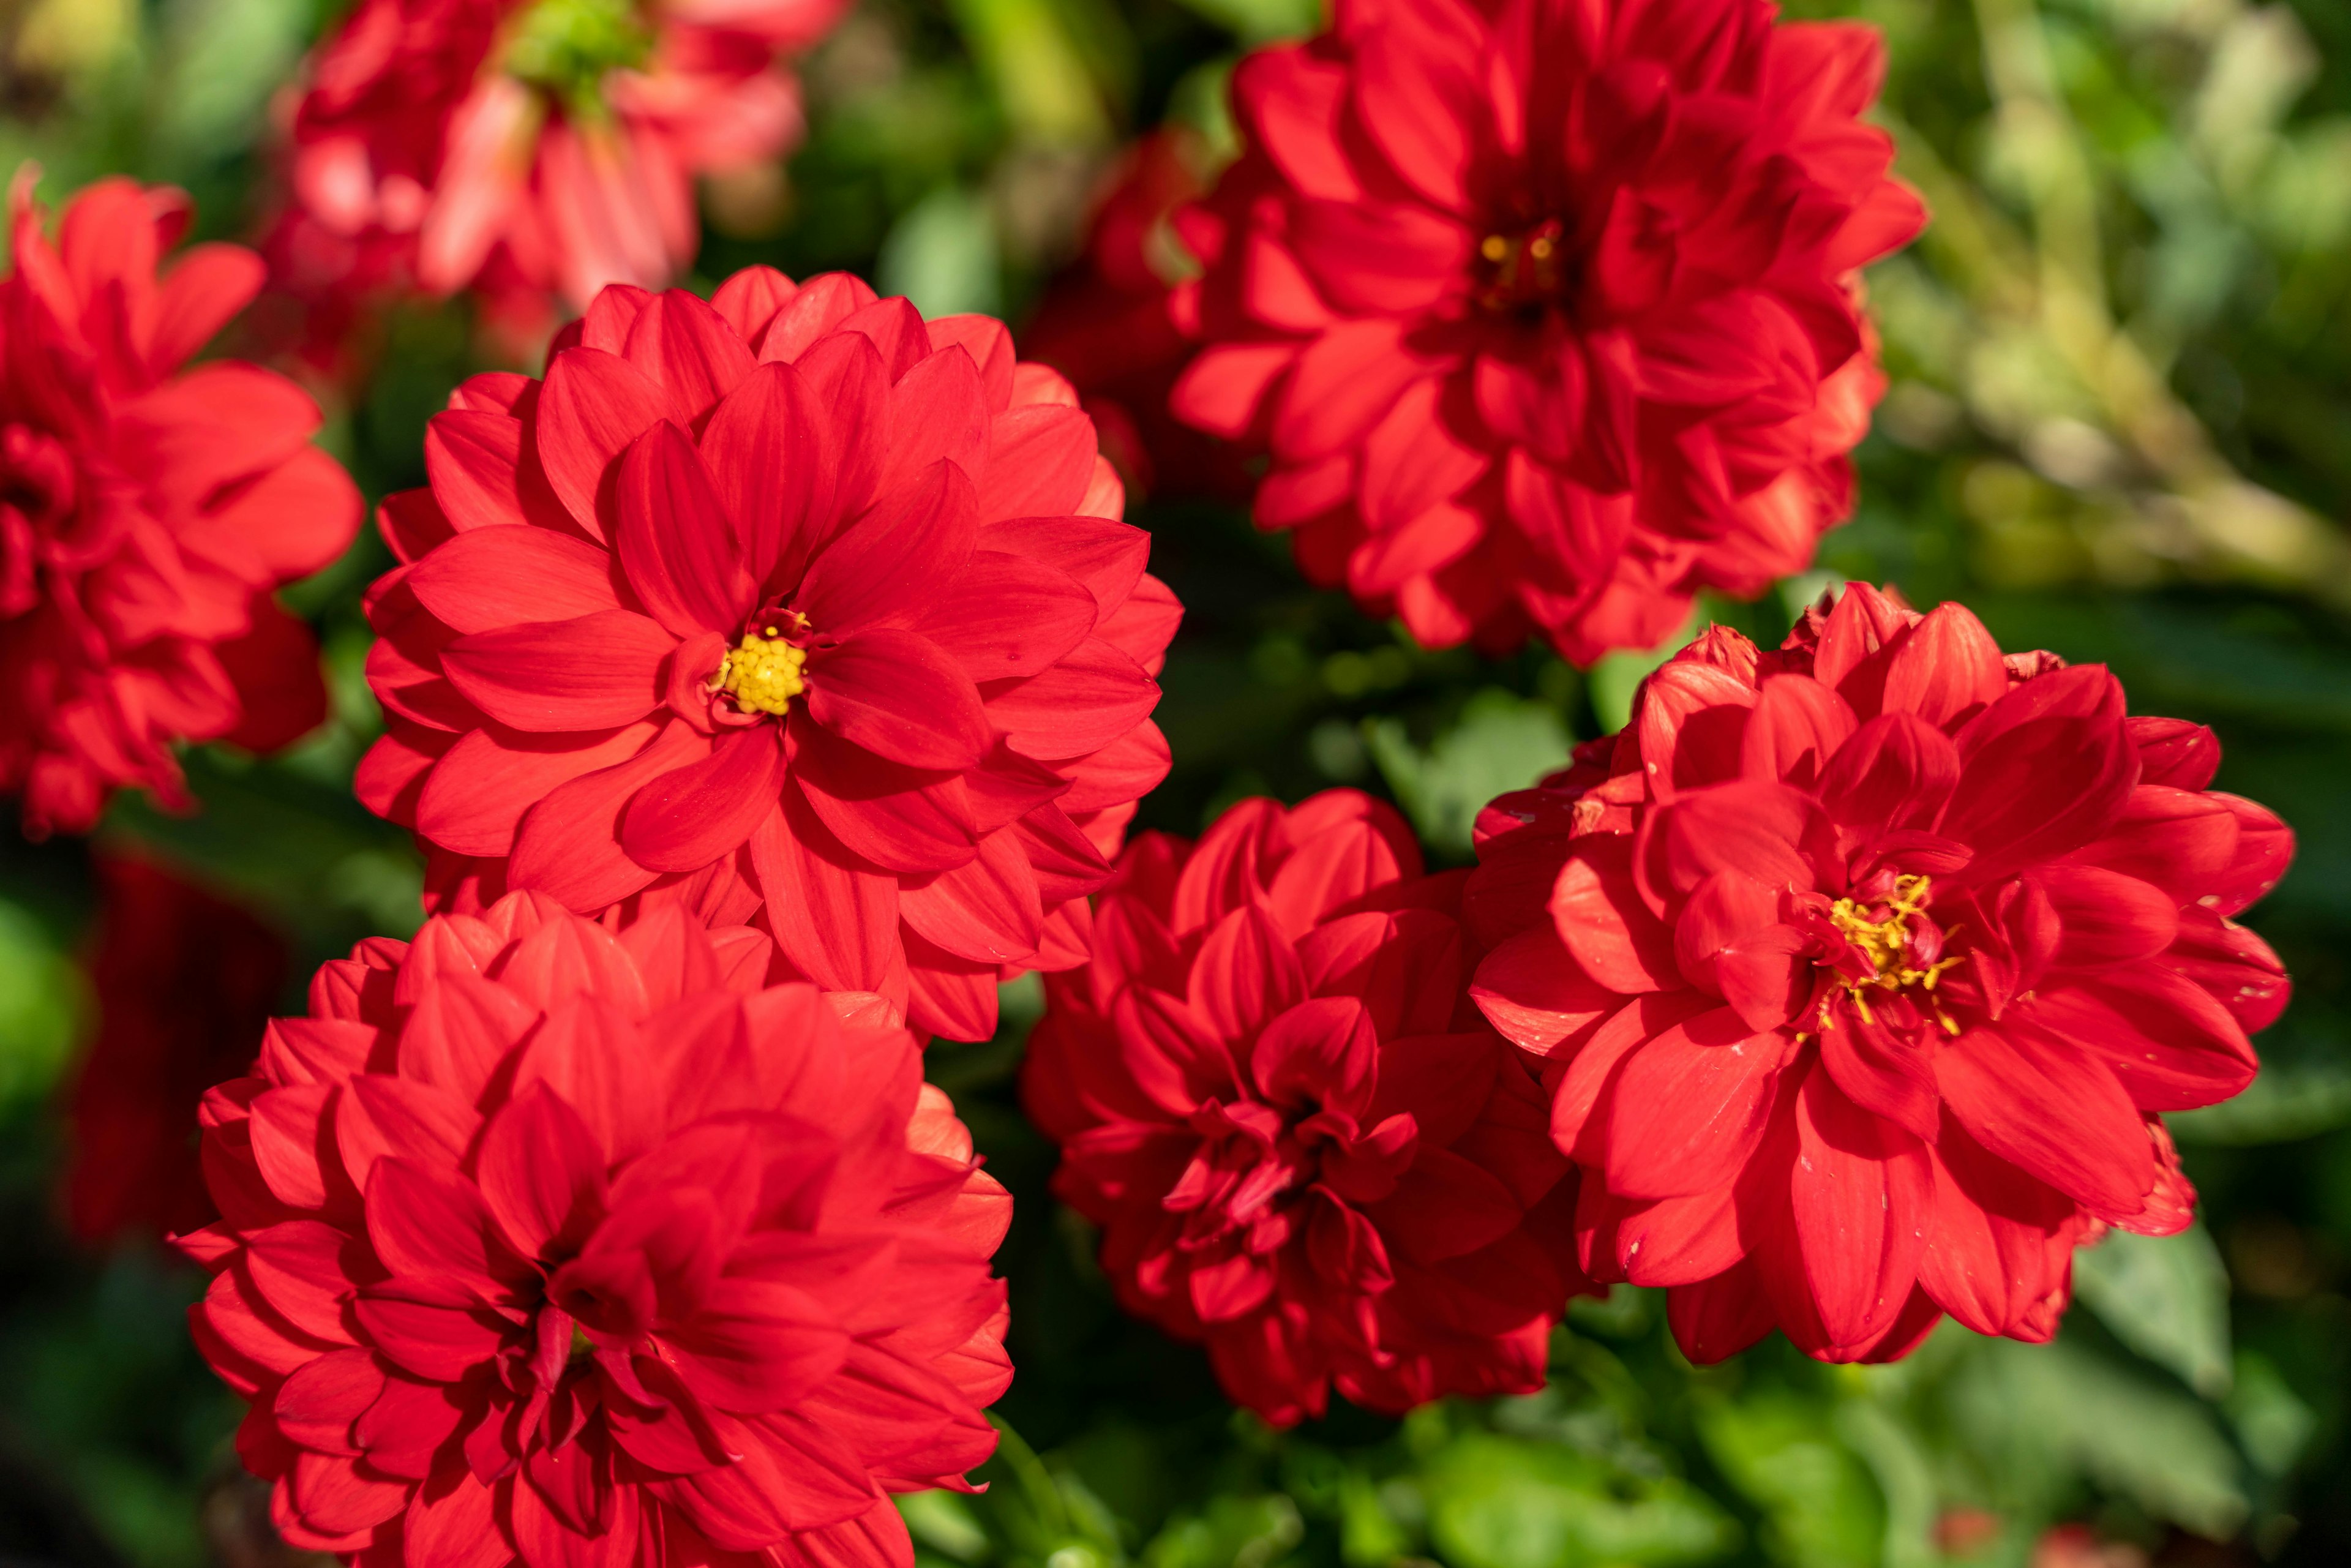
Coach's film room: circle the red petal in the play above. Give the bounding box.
[1741,672,1856,788]
[748,797,904,992]
[615,421,754,638]
[406,525,623,635]
[440,610,675,732]
[1880,601,2007,727]
[917,550,1098,680]
[620,724,785,873]
[795,459,978,636]
[1936,1024,2156,1215]
[536,347,673,541]
[1604,1008,1796,1201]
[1788,1062,1932,1349]
[983,637,1160,762]
[508,722,709,909]
[805,628,991,771]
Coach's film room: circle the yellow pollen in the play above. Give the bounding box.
[1821,874,1965,1032]
[569,1324,593,1360]
[1480,234,1510,262]
[718,632,807,717]
[1528,236,1555,260]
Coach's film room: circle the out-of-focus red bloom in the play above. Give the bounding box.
[271,0,847,362]
[1024,789,1584,1425]
[1021,132,1253,505]
[0,175,361,835]
[182,891,1010,1566]
[1170,0,1924,662]
[1464,585,2292,1364]
[62,855,286,1244]
[356,271,1177,1041]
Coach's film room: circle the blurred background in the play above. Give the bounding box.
[1,0,2347,1565]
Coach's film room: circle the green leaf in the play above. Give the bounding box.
[2071,1225,2233,1397]
[1949,1338,2248,1539]
[1695,1394,1881,1568]
[904,1491,994,1564]
[1420,1434,1734,1568]
[2225,1351,2318,1477]
[877,187,1003,320]
[0,898,84,1117]
[1166,0,1322,46]
[1143,1495,1302,1568]
[1363,689,1569,860]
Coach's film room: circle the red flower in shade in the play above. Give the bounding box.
[1463,585,2293,1364]
[62,855,287,1244]
[1168,0,1924,661]
[182,892,1010,1566]
[1021,132,1253,506]
[0,176,361,835]
[1023,790,1585,1425]
[275,0,846,352]
[357,272,1178,1042]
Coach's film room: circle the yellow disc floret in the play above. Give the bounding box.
[718,628,807,718]
[1823,873,1965,1030]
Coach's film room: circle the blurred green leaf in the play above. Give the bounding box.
[1364,689,1569,861]
[1696,1393,1880,1568]
[1419,1433,1734,1568]
[1950,1338,2248,1539]
[879,185,1005,317]
[1144,1495,1301,1568]
[0,898,83,1114]
[2224,1351,2317,1478]
[1167,0,1323,47]
[2072,1225,2233,1398]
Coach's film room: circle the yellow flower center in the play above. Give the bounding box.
[1823,873,1965,1030]
[718,628,807,718]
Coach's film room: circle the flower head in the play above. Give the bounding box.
[0,174,360,833]
[359,270,1177,1041]
[1024,790,1584,1425]
[184,892,1010,1566]
[1464,585,2292,1362]
[274,0,847,351]
[1170,0,1924,661]
[64,855,288,1244]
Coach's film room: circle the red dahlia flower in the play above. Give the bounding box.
[1024,790,1584,1425]
[276,0,846,350]
[358,272,1177,1041]
[0,176,361,834]
[1464,585,2292,1363]
[1169,0,1924,661]
[63,855,287,1245]
[183,892,1010,1566]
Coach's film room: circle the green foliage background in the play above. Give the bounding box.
[0,0,2347,1564]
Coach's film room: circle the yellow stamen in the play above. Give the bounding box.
[1480,234,1510,262]
[718,632,807,717]
[1820,874,1965,1031]
[569,1323,594,1360]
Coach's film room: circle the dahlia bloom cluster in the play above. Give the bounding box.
[1171,0,1924,661]
[0,176,360,833]
[358,269,1177,1042]
[272,0,847,354]
[185,893,1010,1563]
[1024,790,1584,1424]
[1466,585,2292,1361]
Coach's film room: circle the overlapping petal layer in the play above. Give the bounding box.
[0,176,360,833]
[359,269,1177,1040]
[269,0,847,359]
[1170,0,1924,661]
[184,891,1010,1567]
[1024,789,1586,1424]
[1465,584,2292,1362]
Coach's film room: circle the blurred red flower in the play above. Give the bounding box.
[0,175,361,835]
[1169,0,1924,662]
[269,0,846,359]
[62,855,285,1245]
[1024,789,1585,1425]
[1020,130,1253,505]
[357,272,1177,1041]
[183,892,1010,1566]
[1464,585,2291,1363]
